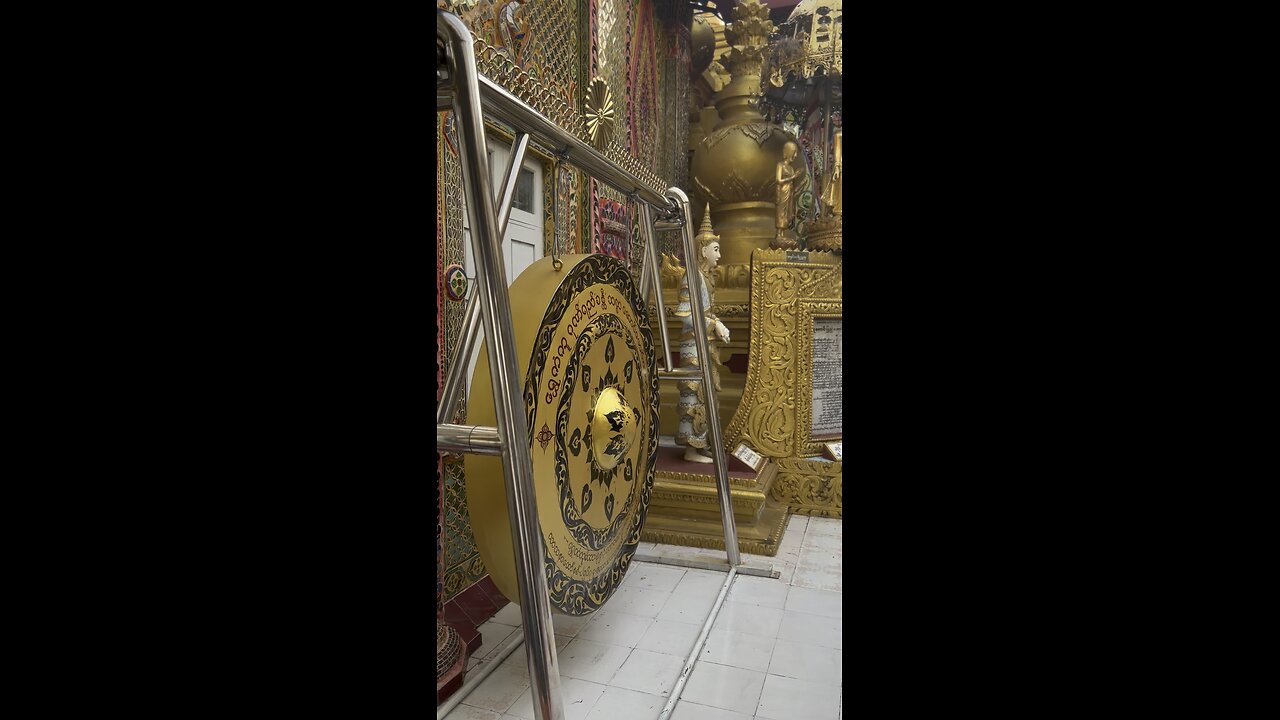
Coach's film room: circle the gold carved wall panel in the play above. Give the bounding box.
[724,249,842,458]
[772,456,842,518]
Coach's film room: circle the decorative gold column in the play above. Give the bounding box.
[689,0,796,269]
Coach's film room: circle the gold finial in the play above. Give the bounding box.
[696,206,718,246]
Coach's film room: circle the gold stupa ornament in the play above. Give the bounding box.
[584,77,615,151]
[689,0,800,267]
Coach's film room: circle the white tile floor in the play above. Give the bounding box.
[444,515,842,720]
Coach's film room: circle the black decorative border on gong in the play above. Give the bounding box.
[553,314,641,551]
[521,255,659,615]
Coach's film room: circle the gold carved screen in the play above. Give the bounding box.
[724,249,842,458]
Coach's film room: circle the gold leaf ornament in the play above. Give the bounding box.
[584,77,615,150]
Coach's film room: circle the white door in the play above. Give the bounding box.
[462,139,545,393]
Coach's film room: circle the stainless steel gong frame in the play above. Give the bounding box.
[437,10,754,720]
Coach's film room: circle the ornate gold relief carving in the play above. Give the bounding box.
[659,255,752,294]
[772,457,842,517]
[722,167,776,203]
[724,249,842,458]
[693,176,720,204]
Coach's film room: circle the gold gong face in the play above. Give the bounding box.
[590,386,639,471]
[465,254,659,616]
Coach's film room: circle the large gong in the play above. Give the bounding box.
[466,254,659,616]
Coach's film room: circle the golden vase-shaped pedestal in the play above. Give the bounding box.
[689,0,797,269]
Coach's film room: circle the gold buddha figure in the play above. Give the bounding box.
[821,130,842,216]
[775,141,803,244]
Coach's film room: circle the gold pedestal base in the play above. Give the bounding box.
[805,216,842,254]
[770,229,801,250]
[641,502,789,556]
[640,448,790,556]
[772,456,842,518]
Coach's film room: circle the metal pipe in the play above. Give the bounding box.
[476,74,668,208]
[496,132,531,234]
[638,204,653,304]
[439,11,564,720]
[435,133,530,427]
[637,203,676,374]
[437,423,502,456]
[654,220,685,231]
[658,368,701,379]
[657,568,738,720]
[632,553,780,579]
[437,293,482,426]
[667,186,740,567]
[435,634,527,720]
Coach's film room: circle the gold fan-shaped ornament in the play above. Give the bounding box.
[584,77,615,151]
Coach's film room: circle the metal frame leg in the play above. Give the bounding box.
[652,189,757,720]
[438,11,564,720]
[667,187,741,567]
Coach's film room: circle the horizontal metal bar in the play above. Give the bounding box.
[632,553,781,579]
[658,368,701,379]
[475,75,668,208]
[440,74,668,208]
[654,220,685,231]
[437,423,502,455]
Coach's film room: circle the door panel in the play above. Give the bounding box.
[460,138,545,395]
[509,238,537,287]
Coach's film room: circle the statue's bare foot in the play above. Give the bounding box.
[684,446,714,463]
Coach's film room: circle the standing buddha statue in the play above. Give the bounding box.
[821,129,842,216]
[674,208,730,463]
[775,140,803,246]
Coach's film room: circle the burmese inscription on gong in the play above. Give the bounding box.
[811,318,842,438]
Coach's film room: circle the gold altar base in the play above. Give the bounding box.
[805,216,842,254]
[712,204,780,267]
[640,446,789,556]
[771,456,842,518]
